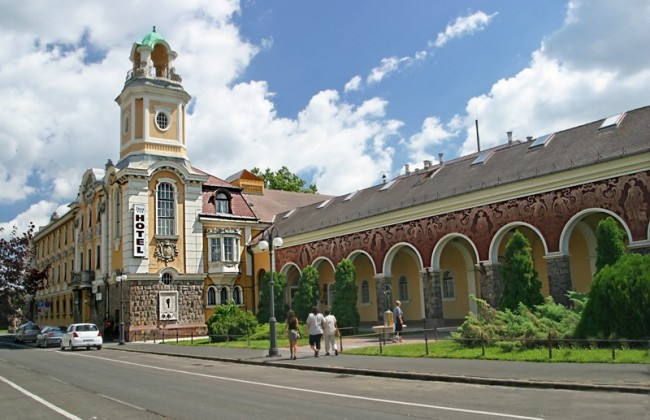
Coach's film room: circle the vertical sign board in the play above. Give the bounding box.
[133,204,147,257]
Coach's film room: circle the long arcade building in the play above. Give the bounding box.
[30,31,649,338]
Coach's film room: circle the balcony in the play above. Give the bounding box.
[70,271,95,289]
[207,261,240,278]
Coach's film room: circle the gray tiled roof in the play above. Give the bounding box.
[272,105,650,238]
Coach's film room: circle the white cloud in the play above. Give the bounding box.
[0,201,70,240]
[406,116,459,163]
[344,75,362,93]
[367,56,411,85]
[432,11,497,48]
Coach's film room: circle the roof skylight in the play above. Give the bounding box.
[317,199,332,209]
[282,209,297,219]
[471,150,494,165]
[529,133,555,149]
[599,112,625,130]
[379,179,397,191]
[343,190,360,202]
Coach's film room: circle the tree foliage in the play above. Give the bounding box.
[256,272,287,324]
[574,253,650,339]
[595,217,626,272]
[206,303,258,343]
[498,230,544,312]
[292,265,319,321]
[251,166,318,193]
[0,223,48,327]
[331,259,359,330]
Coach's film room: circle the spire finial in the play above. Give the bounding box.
[153,25,156,33]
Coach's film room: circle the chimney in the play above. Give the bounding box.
[526,136,533,142]
[405,164,410,174]
[507,131,513,145]
[438,153,444,165]
[423,160,431,169]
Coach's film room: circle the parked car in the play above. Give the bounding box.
[61,323,103,351]
[36,326,68,348]
[14,322,40,343]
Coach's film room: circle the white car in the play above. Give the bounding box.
[61,323,103,351]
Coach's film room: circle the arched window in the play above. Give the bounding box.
[157,182,175,236]
[398,276,409,301]
[215,192,230,214]
[63,298,67,318]
[162,272,173,285]
[233,286,243,305]
[207,286,217,306]
[361,280,370,304]
[442,271,456,299]
[220,287,229,305]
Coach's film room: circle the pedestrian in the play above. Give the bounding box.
[285,309,300,360]
[393,300,404,343]
[322,309,339,356]
[306,306,324,357]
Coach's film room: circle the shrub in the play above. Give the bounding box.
[331,259,360,329]
[293,265,319,321]
[207,303,258,343]
[256,272,287,324]
[575,253,650,340]
[595,217,626,272]
[498,230,544,312]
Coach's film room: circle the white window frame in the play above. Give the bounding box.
[232,285,243,306]
[154,107,171,132]
[215,191,230,214]
[156,179,177,237]
[207,229,241,263]
[219,286,229,305]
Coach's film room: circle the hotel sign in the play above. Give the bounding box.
[133,204,147,257]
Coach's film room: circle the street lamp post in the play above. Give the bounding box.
[116,272,127,345]
[258,228,283,357]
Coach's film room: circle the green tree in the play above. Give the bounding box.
[292,265,319,321]
[0,223,49,327]
[256,272,288,324]
[575,253,650,339]
[331,259,360,330]
[595,217,626,272]
[206,303,258,343]
[498,230,544,312]
[251,166,318,193]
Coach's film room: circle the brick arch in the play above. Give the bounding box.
[490,222,549,263]
[382,242,424,276]
[431,233,479,271]
[559,208,633,255]
[348,250,378,276]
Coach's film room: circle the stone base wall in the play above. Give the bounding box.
[423,269,443,327]
[479,263,500,308]
[546,255,572,306]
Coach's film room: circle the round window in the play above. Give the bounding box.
[161,273,173,285]
[155,110,170,131]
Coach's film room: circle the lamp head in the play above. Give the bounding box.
[272,237,283,248]
[258,240,269,251]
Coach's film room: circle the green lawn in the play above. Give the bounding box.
[167,336,649,364]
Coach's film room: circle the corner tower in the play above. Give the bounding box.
[115,27,190,166]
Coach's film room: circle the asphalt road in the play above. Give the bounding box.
[1,338,648,419]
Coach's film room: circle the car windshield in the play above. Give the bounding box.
[77,324,98,332]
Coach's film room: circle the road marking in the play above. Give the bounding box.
[0,374,82,420]
[98,394,146,411]
[66,352,543,419]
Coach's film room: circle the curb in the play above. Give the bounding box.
[106,346,650,395]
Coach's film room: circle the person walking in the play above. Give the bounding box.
[322,309,339,356]
[306,306,324,357]
[393,300,404,343]
[285,309,300,360]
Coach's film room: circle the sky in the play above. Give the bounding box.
[1,0,649,236]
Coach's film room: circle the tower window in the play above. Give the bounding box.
[156,182,176,236]
[155,110,170,131]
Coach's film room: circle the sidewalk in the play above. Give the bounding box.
[105,336,650,395]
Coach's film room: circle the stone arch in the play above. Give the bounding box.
[489,222,550,296]
[348,250,378,322]
[313,257,336,309]
[560,208,632,293]
[431,234,480,317]
[280,263,302,308]
[382,242,424,321]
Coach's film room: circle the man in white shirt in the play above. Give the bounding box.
[306,306,324,357]
[322,309,339,356]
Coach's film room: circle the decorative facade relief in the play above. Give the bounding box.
[155,239,179,263]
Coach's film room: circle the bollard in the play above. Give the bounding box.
[548,332,552,360]
[379,335,383,354]
[424,330,429,356]
[191,331,193,345]
[481,333,485,356]
[176,330,179,343]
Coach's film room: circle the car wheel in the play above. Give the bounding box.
[96,345,102,350]
[69,341,74,351]
[60,343,65,351]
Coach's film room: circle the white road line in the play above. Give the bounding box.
[66,352,543,420]
[98,393,146,411]
[0,374,82,420]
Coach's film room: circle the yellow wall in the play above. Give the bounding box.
[135,98,143,139]
[352,255,377,322]
[390,249,422,322]
[440,246,471,319]
[149,100,178,141]
[569,230,593,293]
[147,171,185,273]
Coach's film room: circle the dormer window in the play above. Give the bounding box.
[215,191,231,214]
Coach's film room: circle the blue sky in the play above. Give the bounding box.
[1,0,649,236]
